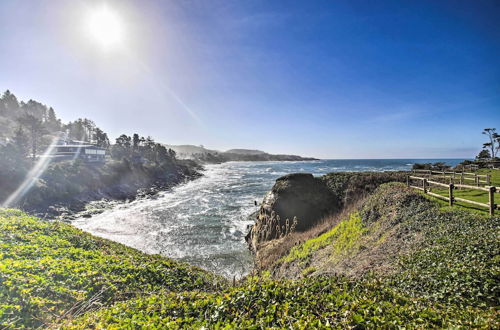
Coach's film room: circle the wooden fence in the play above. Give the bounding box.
[412,169,491,186]
[407,175,498,216]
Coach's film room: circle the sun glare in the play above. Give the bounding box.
[85,5,124,49]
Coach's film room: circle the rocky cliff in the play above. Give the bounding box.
[246,171,407,254]
[246,173,340,252]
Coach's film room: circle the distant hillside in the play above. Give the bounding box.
[225,149,266,155]
[164,144,218,158]
[165,144,318,163]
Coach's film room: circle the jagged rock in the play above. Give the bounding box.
[246,173,340,252]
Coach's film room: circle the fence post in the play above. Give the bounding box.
[460,172,464,190]
[486,174,491,186]
[423,178,427,194]
[489,186,496,216]
[475,174,479,187]
[449,183,454,206]
[406,175,409,187]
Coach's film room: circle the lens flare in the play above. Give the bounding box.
[2,136,60,208]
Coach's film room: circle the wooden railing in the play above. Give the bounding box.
[407,175,497,216]
[412,169,491,186]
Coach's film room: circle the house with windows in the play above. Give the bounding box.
[51,143,106,163]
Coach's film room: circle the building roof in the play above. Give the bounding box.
[53,144,105,149]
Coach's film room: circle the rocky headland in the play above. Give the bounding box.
[165,145,318,164]
[246,171,407,255]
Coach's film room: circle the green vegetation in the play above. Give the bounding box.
[478,168,500,185]
[275,184,498,310]
[390,208,499,307]
[1,183,498,328]
[66,277,494,329]
[321,171,407,207]
[0,209,219,328]
[283,212,366,264]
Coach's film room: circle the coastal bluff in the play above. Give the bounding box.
[246,171,407,253]
[246,173,340,251]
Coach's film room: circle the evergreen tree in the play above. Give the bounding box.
[46,107,61,132]
[67,119,86,141]
[17,114,47,160]
[133,133,140,150]
[154,144,169,164]
[93,128,110,148]
[12,126,29,156]
[111,134,132,159]
[22,99,47,121]
[1,90,20,118]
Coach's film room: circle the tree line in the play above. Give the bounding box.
[111,133,177,165]
[0,90,110,160]
[0,89,179,166]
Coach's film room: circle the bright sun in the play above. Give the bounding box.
[85,5,124,49]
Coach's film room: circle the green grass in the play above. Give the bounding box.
[412,168,500,214]
[424,192,489,214]
[0,209,220,328]
[282,212,366,264]
[478,168,500,186]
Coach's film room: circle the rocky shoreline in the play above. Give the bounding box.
[30,163,203,221]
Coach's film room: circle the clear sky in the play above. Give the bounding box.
[1,0,499,159]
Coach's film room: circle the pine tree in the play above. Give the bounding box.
[17,114,47,160]
[12,126,29,156]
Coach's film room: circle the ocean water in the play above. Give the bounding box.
[73,159,463,278]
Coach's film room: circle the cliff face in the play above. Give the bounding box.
[246,173,340,252]
[246,172,407,254]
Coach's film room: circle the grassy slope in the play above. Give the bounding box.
[0,209,220,328]
[1,182,499,328]
[276,184,499,305]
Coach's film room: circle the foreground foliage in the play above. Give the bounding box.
[66,277,496,329]
[0,209,219,328]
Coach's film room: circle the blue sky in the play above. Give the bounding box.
[0,0,499,158]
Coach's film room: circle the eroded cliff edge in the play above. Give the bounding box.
[246,171,407,262]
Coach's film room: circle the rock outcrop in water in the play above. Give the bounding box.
[246,171,409,253]
[246,173,340,252]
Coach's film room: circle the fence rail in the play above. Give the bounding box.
[407,175,497,216]
[412,170,491,186]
